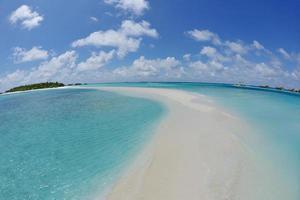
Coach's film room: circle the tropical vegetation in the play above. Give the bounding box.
[5,82,65,93]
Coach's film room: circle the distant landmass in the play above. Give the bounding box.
[5,82,65,93]
[233,84,300,94]
[259,85,300,93]
[3,82,300,95]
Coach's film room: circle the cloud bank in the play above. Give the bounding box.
[1,28,300,92]
[72,20,158,58]
[2,2,300,92]
[12,46,49,63]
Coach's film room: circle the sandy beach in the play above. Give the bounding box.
[89,87,261,200]
[2,86,292,200]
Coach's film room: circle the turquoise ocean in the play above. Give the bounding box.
[0,88,164,200]
[1,83,300,199]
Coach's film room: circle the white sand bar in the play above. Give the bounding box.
[87,87,284,200]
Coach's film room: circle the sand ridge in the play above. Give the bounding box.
[92,87,256,200]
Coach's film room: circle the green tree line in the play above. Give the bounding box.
[5,82,65,93]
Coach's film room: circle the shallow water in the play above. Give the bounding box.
[89,82,300,199]
[0,88,164,200]
[183,83,300,199]
[1,83,300,199]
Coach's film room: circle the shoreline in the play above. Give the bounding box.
[94,87,259,200]
[0,87,65,96]
[1,85,294,199]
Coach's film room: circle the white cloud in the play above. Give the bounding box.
[278,48,291,59]
[90,16,99,22]
[276,49,300,67]
[12,46,48,63]
[2,28,300,92]
[200,46,217,57]
[251,40,273,55]
[187,57,289,85]
[186,29,265,56]
[254,63,278,77]
[187,29,221,45]
[77,50,115,71]
[114,56,182,78]
[291,68,300,80]
[0,51,77,91]
[9,5,43,30]
[225,41,248,54]
[25,51,78,82]
[72,20,158,57]
[183,54,191,61]
[184,29,298,86]
[252,40,264,50]
[200,46,230,62]
[72,30,141,58]
[120,20,158,38]
[0,70,27,91]
[189,60,226,77]
[104,0,149,16]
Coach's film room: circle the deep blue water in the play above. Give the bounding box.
[0,88,164,200]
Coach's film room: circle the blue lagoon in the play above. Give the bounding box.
[0,88,164,200]
[1,83,300,200]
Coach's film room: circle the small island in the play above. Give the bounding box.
[5,82,65,93]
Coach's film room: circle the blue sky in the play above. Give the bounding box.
[0,0,300,91]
